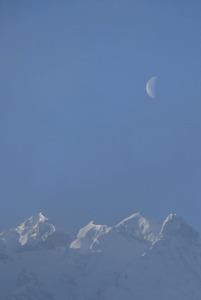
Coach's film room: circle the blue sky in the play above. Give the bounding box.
[1,1,201,231]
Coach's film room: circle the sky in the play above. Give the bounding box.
[1,0,201,232]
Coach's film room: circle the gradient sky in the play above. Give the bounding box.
[1,1,201,232]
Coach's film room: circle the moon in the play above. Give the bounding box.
[146,76,157,98]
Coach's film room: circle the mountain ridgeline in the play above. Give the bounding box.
[1,212,201,299]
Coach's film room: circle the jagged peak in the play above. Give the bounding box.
[15,212,50,235]
[14,213,56,247]
[115,212,160,243]
[160,213,199,241]
[28,212,49,224]
[36,212,49,222]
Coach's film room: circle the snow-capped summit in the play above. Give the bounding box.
[70,221,110,254]
[11,212,71,250]
[15,212,56,247]
[115,212,160,243]
[160,213,199,242]
[16,212,51,234]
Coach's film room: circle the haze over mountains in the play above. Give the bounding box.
[1,212,201,300]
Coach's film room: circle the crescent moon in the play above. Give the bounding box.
[146,76,157,98]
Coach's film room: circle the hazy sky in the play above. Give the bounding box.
[1,1,201,231]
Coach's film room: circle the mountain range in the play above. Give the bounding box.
[1,212,201,299]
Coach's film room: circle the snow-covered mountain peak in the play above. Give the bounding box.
[70,221,110,253]
[13,213,71,250]
[160,213,199,243]
[115,212,159,242]
[16,212,49,235]
[36,212,48,222]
